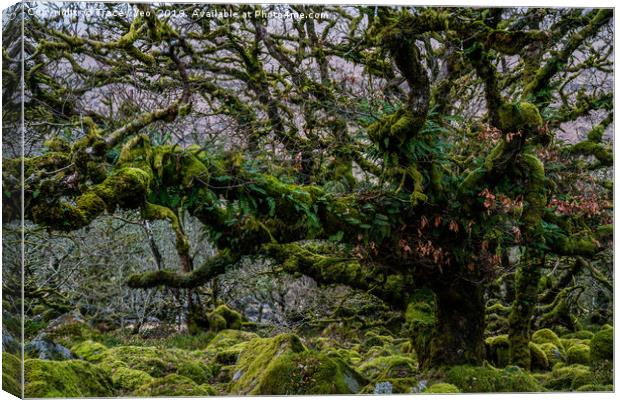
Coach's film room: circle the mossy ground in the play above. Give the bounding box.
[19,313,614,396]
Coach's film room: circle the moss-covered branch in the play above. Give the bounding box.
[127,250,238,289]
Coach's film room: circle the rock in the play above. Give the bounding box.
[358,355,417,381]
[373,381,393,394]
[229,333,366,395]
[590,327,613,364]
[24,358,113,397]
[71,340,214,385]
[532,328,564,351]
[424,383,461,393]
[2,327,20,354]
[2,351,22,397]
[445,365,542,392]
[566,344,590,365]
[25,338,73,361]
[132,374,216,396]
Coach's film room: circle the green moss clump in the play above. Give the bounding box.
[538,342,565,367]
[247,350,366,395]
[204,329,258,357]
[445,365,542,392]
[111,367,154,392]
[424,383,460,393]
[24,358,113,398]
[529,342,549,371]
[98,346,169,377]
[2,352,22,397]
[497,102,543,133]
[590,328,613,364]
[73,341,214,384]
[358,355,417,381]
[214,342,248,365]
[574,330,595,340]
[228,333,306,394]
[543,364,592,391]
[485,335,510,368]
[133,374,216,396]
[71,340,108,362]
[207,304,243,331]
[43,317,99,348]
[566,344,590,365]
[575,384,613,391]
[532,329,564,351]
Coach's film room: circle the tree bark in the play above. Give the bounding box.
[421,279,486,368]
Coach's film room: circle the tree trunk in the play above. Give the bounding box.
[420,279,486,368]
[508,254,542,369]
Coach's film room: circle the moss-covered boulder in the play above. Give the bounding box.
[207,305,243,332]
[424,383,461,393]
[71,340,108,362]
[529,342,549,370]
[538,342,565,367]
[532,328,564,351]
[574,330,595,340]
[41,311,99,348]
[133,374,216,396]
[590,328,613,364]
[229,333,365,395]
[71,340,214,384]
[2,352,22,397]
[203,329,258,356]
[575,384,613,392]
[361,331,393,350]
[358,355,417,381]
[543,364,592,391]
[445,365,542,392]
[566,344,590,365]
[24,358,113,397]
[110,367,154,393]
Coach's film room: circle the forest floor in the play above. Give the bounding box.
[2,305,614,397]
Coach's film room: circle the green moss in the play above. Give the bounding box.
[498,102,543,133]
[44,319,100,348]
[203,329,258,357]
[245,350,365,395]
[133,374,216,396]
[2,352,22,397]
[424,383,460,393]
[229,333,306,394]
[358,355,416,381]
[590,328,613,363]
[575,383,613,391]
[485,335,510,368]
[538,342,565,367]
[111,367,154,392]
[566,344,590,365]
[529,342,549,371]
[208,304,243,331]
[214,342,248,365]
[404,289,437,365]
[71,340,108,362]
[75,341,213,384]
[24,358,113,397]
[532,329,564,351]
[544,364,592,390]
[574,330,595,340]
[445,365,542,392]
